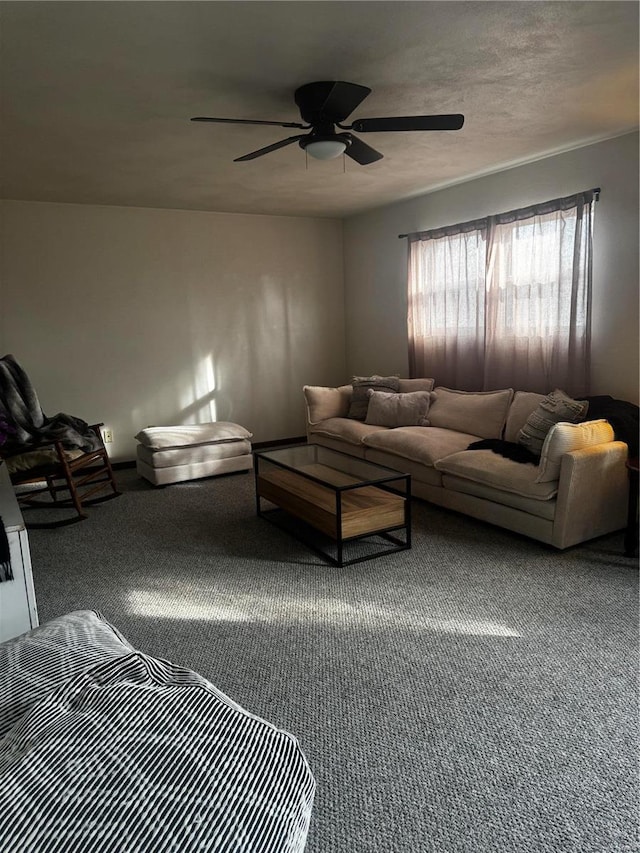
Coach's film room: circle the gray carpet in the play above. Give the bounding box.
[27,468,638,853]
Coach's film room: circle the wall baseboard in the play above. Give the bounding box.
[251,436,307,450]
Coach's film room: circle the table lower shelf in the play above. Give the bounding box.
[257,466,406,539]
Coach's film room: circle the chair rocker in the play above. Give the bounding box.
[6,426,121,528]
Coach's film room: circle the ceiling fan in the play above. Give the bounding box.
[191,81,464,165]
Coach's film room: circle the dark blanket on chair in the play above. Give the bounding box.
[0,354,101,456]
[0,514,12,583]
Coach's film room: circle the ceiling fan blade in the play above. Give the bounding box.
[191,116,306,129]
[320,81,372,122]
[351,114,465,133]
[344,133,383,165]
[234,135,307,162]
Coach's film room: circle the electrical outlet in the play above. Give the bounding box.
[103,429,113,444]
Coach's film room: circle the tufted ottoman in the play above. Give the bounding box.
[135,422,253,485]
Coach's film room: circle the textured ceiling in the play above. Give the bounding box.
[1,1,638,218]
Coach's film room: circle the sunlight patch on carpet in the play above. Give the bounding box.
[124,588,521,636]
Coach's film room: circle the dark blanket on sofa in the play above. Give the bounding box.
[583,396,639,458]
[0,354,101,455]
[468,395,639,463]
[466,438,539,464]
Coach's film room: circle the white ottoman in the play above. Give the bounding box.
[135,422,253,486]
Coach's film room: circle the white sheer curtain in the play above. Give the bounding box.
[407,191,595,394]
[408,225,486,389]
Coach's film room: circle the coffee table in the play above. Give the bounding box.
[254,444,411,566]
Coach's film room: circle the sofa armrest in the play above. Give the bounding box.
[552,441,628,548]
[303,385,352,426]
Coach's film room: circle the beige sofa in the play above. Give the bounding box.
[303,380,628,549]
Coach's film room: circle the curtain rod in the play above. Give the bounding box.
[398,187,601,238]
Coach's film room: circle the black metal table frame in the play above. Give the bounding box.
[254,449,411,567]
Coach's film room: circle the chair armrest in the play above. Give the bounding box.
[553,441,628,548]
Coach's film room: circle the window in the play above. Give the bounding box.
[407,191,596,394]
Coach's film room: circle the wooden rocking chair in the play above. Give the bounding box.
[0,355,121,528]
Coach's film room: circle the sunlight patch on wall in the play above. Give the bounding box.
[178,353,217,423]
[124,587,520,637]
[130,353,218,434]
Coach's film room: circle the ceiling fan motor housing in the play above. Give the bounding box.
[294,81,371,127]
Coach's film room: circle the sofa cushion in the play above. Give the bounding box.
[434,449,558,500]
[365,390,432,428]
[136,422,252,450]
[362,426,482,467]
[309,434,367,458]
[428,388,514,440]
[0,610,134,739]
[536,419,614,483]
[309,418,388,446]
[397,378,435,393]
[504,391,547,443]
[362,448,444,487]
[347,375,400,420]
[517,389,589,456]
[303,384,352,423]
[440,474,557,520]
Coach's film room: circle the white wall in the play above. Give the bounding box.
[0,201,345,461]
[1,134,636,467]
[343,132,639,404]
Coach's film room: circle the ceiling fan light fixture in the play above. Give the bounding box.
[302,138,347,160]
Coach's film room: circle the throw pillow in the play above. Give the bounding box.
[535,419,614,483]
[517,389,589,457]
[4,447,84,474]
[503,391,547,443]
[365,390,432,428]
[347,375,400,420]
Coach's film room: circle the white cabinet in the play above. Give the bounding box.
[0,463,38,642]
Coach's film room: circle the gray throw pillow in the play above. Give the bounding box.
[347,375,400,420]
[365,390,432,427]
[517,389,589,456]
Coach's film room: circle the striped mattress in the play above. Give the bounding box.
[0,611,315,852]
